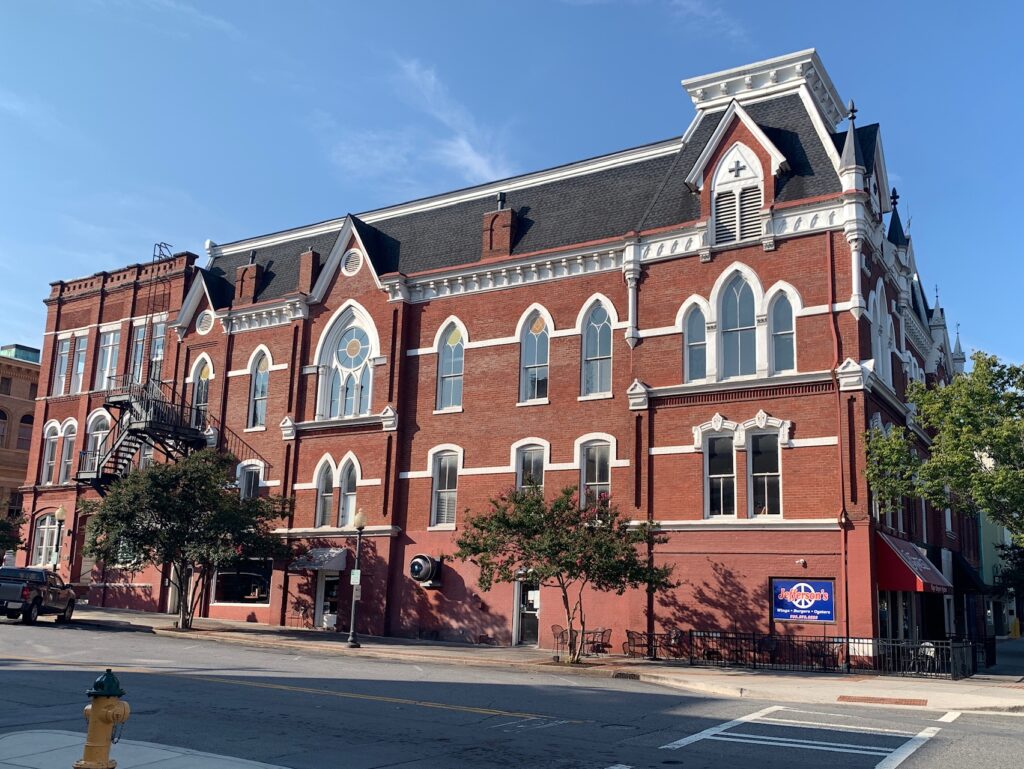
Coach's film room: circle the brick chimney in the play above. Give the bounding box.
[298,248,321,294]
[482,192,515,260]
[234,251,262,304]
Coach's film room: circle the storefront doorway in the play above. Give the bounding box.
[315,571,341,629]
[515,580,540,646]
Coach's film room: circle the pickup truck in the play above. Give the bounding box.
[0,567,76,624]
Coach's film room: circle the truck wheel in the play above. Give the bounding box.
[21,601,39,625]
[58,601,75,623]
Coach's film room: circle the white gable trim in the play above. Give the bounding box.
[173,274,222,340]
[685,101,788,190]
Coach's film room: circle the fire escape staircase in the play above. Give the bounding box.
[76,375,269,494]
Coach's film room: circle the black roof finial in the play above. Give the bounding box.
[847,99,857,123]
[890,188,899,209]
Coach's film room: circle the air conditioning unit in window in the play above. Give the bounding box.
[409,554,442,588]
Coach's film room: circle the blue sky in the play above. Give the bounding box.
[1,1,1020,362]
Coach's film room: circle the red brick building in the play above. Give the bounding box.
[18,50,985,648]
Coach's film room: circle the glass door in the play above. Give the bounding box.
[517,581,540,645]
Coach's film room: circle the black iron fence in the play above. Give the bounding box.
[624,629,982,680]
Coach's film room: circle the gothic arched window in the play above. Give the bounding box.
[436,323,464,410]
[721,276,756,378]
[770,295,795,373]
[581,305,612,396]
[520,313,549,402]
[685,308,707,382]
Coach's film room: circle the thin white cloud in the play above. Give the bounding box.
[669,0,747,43]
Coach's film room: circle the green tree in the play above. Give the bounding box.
[455,486,674,663]
[0,513,25,555]
[909,352,1024,536]
[83,449,290,629]
[864,425,920,523]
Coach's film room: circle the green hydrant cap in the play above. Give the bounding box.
[86,669,125,698]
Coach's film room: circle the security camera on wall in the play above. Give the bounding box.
[409,554,442,588]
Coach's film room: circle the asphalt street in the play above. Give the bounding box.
[0,617,1019,769]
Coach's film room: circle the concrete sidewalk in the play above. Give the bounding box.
[68,605,1024,714]
[0,730,288,769]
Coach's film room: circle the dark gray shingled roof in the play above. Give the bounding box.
[207,93,849,303]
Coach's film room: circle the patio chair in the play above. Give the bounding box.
[587,628,612,656]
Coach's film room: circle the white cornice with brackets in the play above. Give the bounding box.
[382,247,625,304]
[225,299,308,334]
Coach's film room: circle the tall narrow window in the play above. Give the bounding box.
[750,434,780,516]
[437,325,464,410]
[686,309,707,382]
[0,410,7,448]
[84,415,110,474]
[706,436,735,516]
[315,466,333,527]
[239,466,261,500]
[52,339,70,395]
[582,305,612,396]
[59,425,77,483]
[192,361,210,429]
[149,322,165,383]
[17,415,33,451]
[520,314,549,402]
[339,463,357,527]
[721,276,755,378]
[582,442,610,505]
[94,330,121,391]
[771,296,795,373]
[138,442,154,470]
[328,326,371,419]
[129,326,146,384]
[431,452,458,527]
[42,425,59,484]
[70,337,88,394]
[248,354,269,428]
[32,514,60,566]
[517,445,545,491]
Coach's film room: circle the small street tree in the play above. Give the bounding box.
[864,425,921,523]
[455,485,674,663]
[0,513,24,556]
[83,449,290,629]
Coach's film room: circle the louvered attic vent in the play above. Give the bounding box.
[739,186,762,240]
[714,191,737,244]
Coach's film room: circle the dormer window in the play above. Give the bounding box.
[712,144,763,246]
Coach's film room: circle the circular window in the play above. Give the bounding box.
[589,307,608,325]
[342,250,362,276]
[337,327,370,368]
[198,362,210,381]
[196,311,214,335]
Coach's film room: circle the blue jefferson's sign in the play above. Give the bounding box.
[771,578,835,623]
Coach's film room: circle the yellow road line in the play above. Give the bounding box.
[1,654,571,722]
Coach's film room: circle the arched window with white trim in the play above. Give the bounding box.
[32,514,60,565]
[59,424,77,483]
[436,323,464,410]
[84,414,110,474]
[769,295,795,374]
[520,313,549,402]
[685,308,707,382]
[339,462,357,527]
[319,318,374,419]
[581,440,610,506]
[431,451,459,527]
[721,275,756,378]
[315,465,333,527]
[712,144,763,245]
[581,305,612,396]
[42,424,59,485]
[516,444,545,492]
[192,359,211,429]
[248,352,269,428]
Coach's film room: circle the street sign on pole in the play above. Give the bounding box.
[350,569,361,586]
[352,584,362,602]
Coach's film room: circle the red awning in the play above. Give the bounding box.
[876,532,952,594]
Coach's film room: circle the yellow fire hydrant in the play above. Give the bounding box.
[73,669,130,769]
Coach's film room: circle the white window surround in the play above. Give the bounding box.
[436,321,465,411]
[691,410,793,451]
[516,443,546,490]
[746,430,783,517]
[292,451,381,490]
[184,352,216,384]
[867,280,897,388]
[226,344,288,377]
[312,302,379,421]
[703,432,736,518]
[430,450,459,528]
[768,293,797,375]
[580,301,614,396]
[516,398,549,407]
